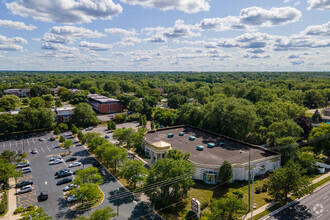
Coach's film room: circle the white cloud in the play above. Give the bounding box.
[116,37,142,46]
[200,6,301,31]
[0,20,36,30]
[146,34,167,43]
[307,0,330,10]
[0,34,27,51]
[6,0,123,24]
[302,21,330,36]
[105,28,137,36]
[79,41,112,51]
[41,42,78,52]
[50,26,105,38]
[217,32,276,49]
[120,0,210,13]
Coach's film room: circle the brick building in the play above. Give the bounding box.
[3,89,31,97]
[88,94,122,114]
[54,107,74,123]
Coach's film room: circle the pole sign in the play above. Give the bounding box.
[191,198,201,218]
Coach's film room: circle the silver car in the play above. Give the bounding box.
[21,167,32,173]
[49,159,63,165]
[16,185,32,194]
[50,155,62,161]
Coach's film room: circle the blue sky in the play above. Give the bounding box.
[0,0,329,71]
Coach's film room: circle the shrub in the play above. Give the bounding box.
[23,205,35,212]
[201,201,209,210]
[233,190,244,198]
[255,186,262,194]
[129,114,138,121]
[262,183,268,192]
[13,207,22,214]
[0,204,7,214]
[185,210,198,220]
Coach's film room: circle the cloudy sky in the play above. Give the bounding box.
[0,0,329,71]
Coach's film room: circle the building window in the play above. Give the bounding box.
[203,171,217,184]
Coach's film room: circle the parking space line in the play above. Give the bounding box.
[27,139,29,145]
[46,145,51,152]
[15,141,17,148]
[9,142,11,148]
[32,139,35,144]
[28,148,31,152]
[21,140,23,146]
[41,147,45,153]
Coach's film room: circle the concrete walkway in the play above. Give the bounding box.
[2,178,21,220]
[242,171,330,220]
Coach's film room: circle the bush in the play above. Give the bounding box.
[185,210,198,220]
[201,201,209,210]
[13,207,22,214]
[114,114,123,123]
[255,186,262,194]
[0,203,7,214]
[233,190,244,198]
[23,205,35,212]
[262,183,268,192]
[129,113,139,121]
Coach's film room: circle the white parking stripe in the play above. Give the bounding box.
[46,146,51,152]
[27,139,29,145]
[41,147,45,153]
[16,141,18,148]
[32,139,35,144]
[9,142,11,148]
[21,140,23,146]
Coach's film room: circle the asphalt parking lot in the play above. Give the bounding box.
[0,132,162,219]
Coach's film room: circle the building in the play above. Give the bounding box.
[3,89,31,97]
[54,107,74,123]
[143,125,281,184]
[88,94,122,114]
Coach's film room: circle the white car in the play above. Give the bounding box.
[68,162,82,168]
[49,159,63,165]
[16,185,32,194]
[50,155,62,161]
[66,195,78,202]
[63,184,76,192]
[21,167,32,173]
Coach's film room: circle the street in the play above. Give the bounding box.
[263,182,330,220]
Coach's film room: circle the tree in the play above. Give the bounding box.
[0,159,22,184]
[75,183,100,204]
[267,160,313,204]
[30,84,50,97]
[217,160,233,184]
[77,131,84,141]
[107,121,111,130]
[120,159,148,188]
[19,207,52,220]
[58,123,68,131]
[111,121,116,130]
[102,146,127,173]
[145,158,195,209]
[59,135,65,143]
[141,115,147,127]
[266,119,303,146]
[113,128,135,148]
[166,149,190,160]
[71,103,99,127]
[309,124,330,158]
[69,91,88,105]
[22,97,30,105]
[0,95,20,111]
[311,109,323,123]
[73,167,103,185]
[150,121,155,130]
[304,90,327,108]
[168,94,188,109]
[0,150,19,163]
[294,115,312,140]
[208,193,246,220]
[71,125,79,134]
[55,99,62,107]
[74,207,116,220]
[29,97,45,108]
[114,114,123,123]
[53,127,60,136]
[63,139,73,153]
[42,94,54,108]
[87,137,108,152]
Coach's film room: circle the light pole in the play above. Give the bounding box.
[250,170,255,220]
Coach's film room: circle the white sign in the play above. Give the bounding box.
[191,198,201,218]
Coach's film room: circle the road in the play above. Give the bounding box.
[264,182,330,220]
[0,132,162,219]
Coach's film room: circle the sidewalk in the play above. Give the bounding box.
[2,178,21,220]
[242,171,330,220]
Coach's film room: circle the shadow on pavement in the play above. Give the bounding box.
[108,187,135,206]
[272,202,313,220]
[128,201,163,220]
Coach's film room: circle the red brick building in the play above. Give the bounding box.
[88,94,122,114]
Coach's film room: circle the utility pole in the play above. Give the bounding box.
[248,150,251,211]
[251,170,254,220]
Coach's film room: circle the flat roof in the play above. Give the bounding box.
[144,125,278,166]
[88,94,119,103]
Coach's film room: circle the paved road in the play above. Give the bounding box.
[264,183,330,220]
[0,132,162,220]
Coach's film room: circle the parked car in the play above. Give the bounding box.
[66,195,78,202]
[57,171,73,178]
[68,162,81,168]
[49,155,62,161]
[18,150,23,156]
[49,159,63,165]
[16,185,32,194]
[21,167,32,173]
[65,157,77,162]
[16,180,33,188]
[39,191,48,201]
[49,137,55,141]
[16,162,30,168]
[55,169,71,176]
[63,184,76,192]
[73,168,83,175]
[31,149,38,154]
[39,138,45,141]
[56,177,73,185]
[85,127,93,131]
[105,135,109,139]
[92,161,100,167]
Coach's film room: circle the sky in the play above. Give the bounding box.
[0,0,329,71]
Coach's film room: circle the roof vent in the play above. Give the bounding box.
[168,133,174,138]
[220,142,226,147]
[179,132,184,136]
[196,145,204,151]
[207,143,215,148]
[189,136,195,141]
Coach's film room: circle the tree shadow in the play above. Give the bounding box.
[272,202,313,220]
[72,150,90,157]
[128,201,163,220]
[108,187,135,206]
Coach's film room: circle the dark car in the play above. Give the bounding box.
[65,157,77,162]
[18,150,23,156]
[39,191,48,201]
[92,161,100,167]
[16,180,33,188]
[56,177,72,185]
[57,171,73,178]
[55,169,70,176]
[49,137,55,141]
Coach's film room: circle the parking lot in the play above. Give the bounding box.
[0,131,161,219]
